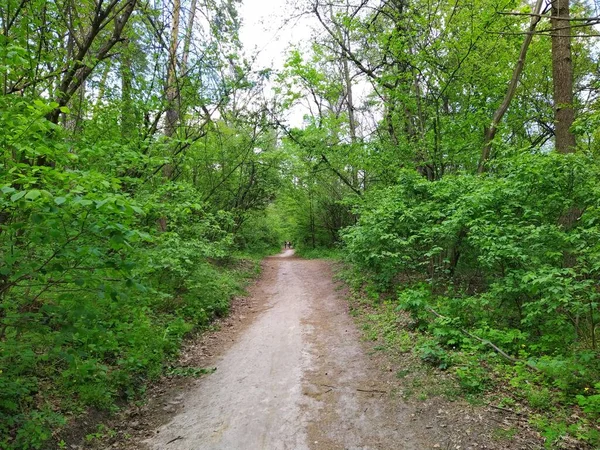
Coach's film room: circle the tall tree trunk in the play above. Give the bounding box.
[182,0,198,74]
[165,0,181,146]
[342,46,357,143]
[343,55,357,141]
[551,0,576,153]
[342,38,360,187]
[330,1,359,188]
[552,0,580,253]
[159,0,181,232]
[314,2,365,193]
[478,0,545,173]
[94,60,112,116]
[121,42,134,139]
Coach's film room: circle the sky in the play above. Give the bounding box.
[239,0,313,72]
[238,0,316,126]
[236,0,377,132]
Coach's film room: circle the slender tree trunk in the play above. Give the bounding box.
[165,0,181,145]
[121,42,134,139]
[65,80,85,135]
[342,41,361,187]
[342,52,357,142]
[94,60,112,115]
[384,100,399,146]
[331,1,360,188]
[159,0,181,232]
[182,0,198,74]
[478,0,545,173]
[551,0,576,153]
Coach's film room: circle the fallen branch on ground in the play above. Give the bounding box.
[357,388,387,394]
[426,307,540,373]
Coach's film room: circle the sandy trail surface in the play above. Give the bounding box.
[141,250,433,450]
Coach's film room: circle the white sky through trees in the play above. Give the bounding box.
[237,0,377,133]
[239,0,312,69]
[239,0,314,126]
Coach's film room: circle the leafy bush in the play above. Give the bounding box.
[455,363,491,394]
[418,342,452,369]
[343,152,600,407]
[0,126,257,448]
[576,383,600,418]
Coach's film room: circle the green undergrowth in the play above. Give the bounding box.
[0,175,267,449]
[338,154,600,448]
[2,252,260,450]
[337,265,600,449]
[340,268,463,402]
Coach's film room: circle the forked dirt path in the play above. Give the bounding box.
[136,250,435,450]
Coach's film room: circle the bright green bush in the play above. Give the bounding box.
[343,152,600,397]
[0,107,259,448]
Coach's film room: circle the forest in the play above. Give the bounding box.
[1,0,600,447]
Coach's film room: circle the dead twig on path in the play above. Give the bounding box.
[166,436,184,445]
[357,388,387,394]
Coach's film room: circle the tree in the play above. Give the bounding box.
[551,0,577,153]
[478,0,547,173]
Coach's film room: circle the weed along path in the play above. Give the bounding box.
[130,250,430,450]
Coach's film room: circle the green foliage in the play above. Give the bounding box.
[294,247,343,259]
[418,342,452,370]
[4,0,600,446]
[235,207,283,254]
[0,94,272,448]
[576,383,600,418]
[345,153,599,359]
[455,363,491,395]
[343,152,600,443]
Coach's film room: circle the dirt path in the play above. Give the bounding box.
[106,251,543,450]
[126,251,432,449]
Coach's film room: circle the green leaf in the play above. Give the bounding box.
[95,199,110,209]
[25,189,41,200]
[54,197,66,205]
[10,191,26,202]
